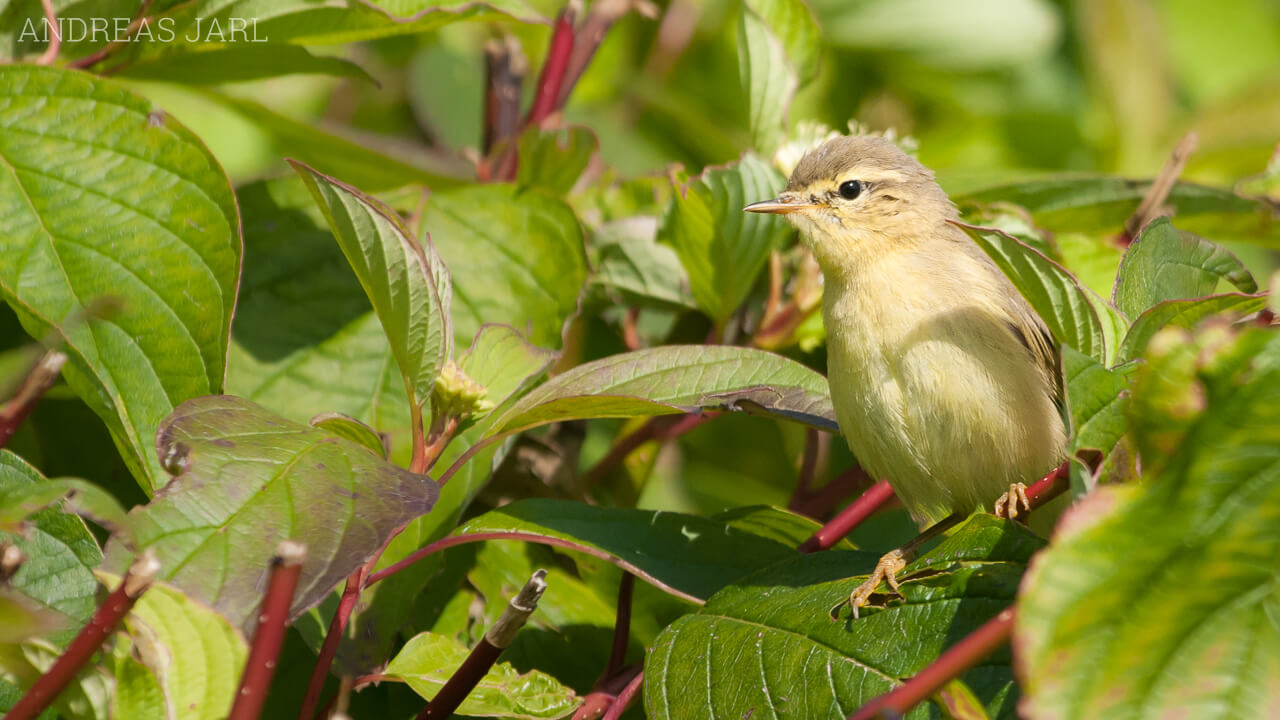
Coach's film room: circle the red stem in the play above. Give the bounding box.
[847,607,1015,720]
[797,481,896,554]
[580,413,716,488]
[0,350,66,448]
[1025,460,1070,511]
[605,573,634,677]
[526,2,579,127]
[5,553,160,720]
[601,670,644,720]
[35,0,60,65]
[228,542,307,720]
[297,565,367,720]
[572,665,643,720]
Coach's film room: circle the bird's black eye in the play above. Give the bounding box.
[838,180,863,200]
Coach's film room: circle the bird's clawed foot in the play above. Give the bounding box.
[993,482,1031,521]
[836,548,909,620]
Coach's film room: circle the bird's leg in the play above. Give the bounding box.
[838,512,965,620]
[992,482,1031,521]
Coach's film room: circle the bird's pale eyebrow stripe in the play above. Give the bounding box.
[837,169,909,185]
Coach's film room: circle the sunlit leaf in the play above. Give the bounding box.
[491,345,836,436]
[1112,217,1256,318]
[1117,292,1270,362]
[386,632,579,719]
[292,161,452,415]
[0,65,241,492]
[647,514,1040,720]
[660,155,789,325]
[738,0,821,152]
[1017,327,1280,720]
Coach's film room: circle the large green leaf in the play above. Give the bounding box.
[659,155,789,325]
[1112,217,1256,318]
[101,396,439,633]
[453,499,802,604]
[955,176,1280,247]
[491,345,836,436]
[1016,327,1280,720]
[957,223,1124,365]
[737,0,822,152]
[386,632,579,719]
[0,65,241,492]
[419,184,587,350]
[646,514,1043,720]
[1116,292,1270,362]
[292,161,452,415]
[515,126,597,196]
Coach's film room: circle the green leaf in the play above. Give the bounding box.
[0,476,127,538]
[515,126,597,195]
[1016,327,1280,720]
[957,223,1124,365]
[1117,292,1270,362]
[386,632,579,719]
[1061,346,1129,457]
[646,514,1041,720]
[453,499,802,603]
[457,324,557,425]
[112,45,376,85]
[660,155,789,324]
[101,395,439,633]
[955,176,1280,247]
[737,0,821,152]
[100,573,249,720]
[225,178,410,459]
[712,505,854,549]
[109,651,165,720]
[0,65,241,492]
[1113,217,1257,318]
[0,452,102,640]
[292,161,452,414]
[589,217,696,311]
[419,184,587,350]
[492,345,836,436]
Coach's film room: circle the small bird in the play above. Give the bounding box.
[745,135,1066,616]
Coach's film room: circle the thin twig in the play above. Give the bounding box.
[66,0,155,70]
[417,571,547,719]
[1123,132,1199,241]
[35,0,61,66]
[0,350,66,449]
[1024,460,1070,511]
[622,307,642,351]
[297,566,368,720]
[847,608,1015,720]
[579,413,716,488]
[229,542,307,720]
[572,664,643,720]
[482,35,527,156]
[5,552,161,720]
[554,0,632,109]
[797,481,896,554]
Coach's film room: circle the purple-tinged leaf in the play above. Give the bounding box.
[101,396,438,633]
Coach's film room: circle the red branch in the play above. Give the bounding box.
[601,669,644,720]
[0,350,66,448]
[483,36,527,156]
[572,664,643,720]
[797,481,896,554]
[526,1,579,127]
[228,542,307,720]
[417,570,547,719]
[605,573,634,677]
[35,0,60,65]
[1025,460,1070,511]
[297,565,367,720]
[5,552,160,720]
[847,608,1015,720]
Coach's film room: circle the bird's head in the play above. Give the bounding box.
[745,135,956,270]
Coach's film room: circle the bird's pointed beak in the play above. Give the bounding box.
[743,196,821,215]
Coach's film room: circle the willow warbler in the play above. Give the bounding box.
[746,135,1066,614]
